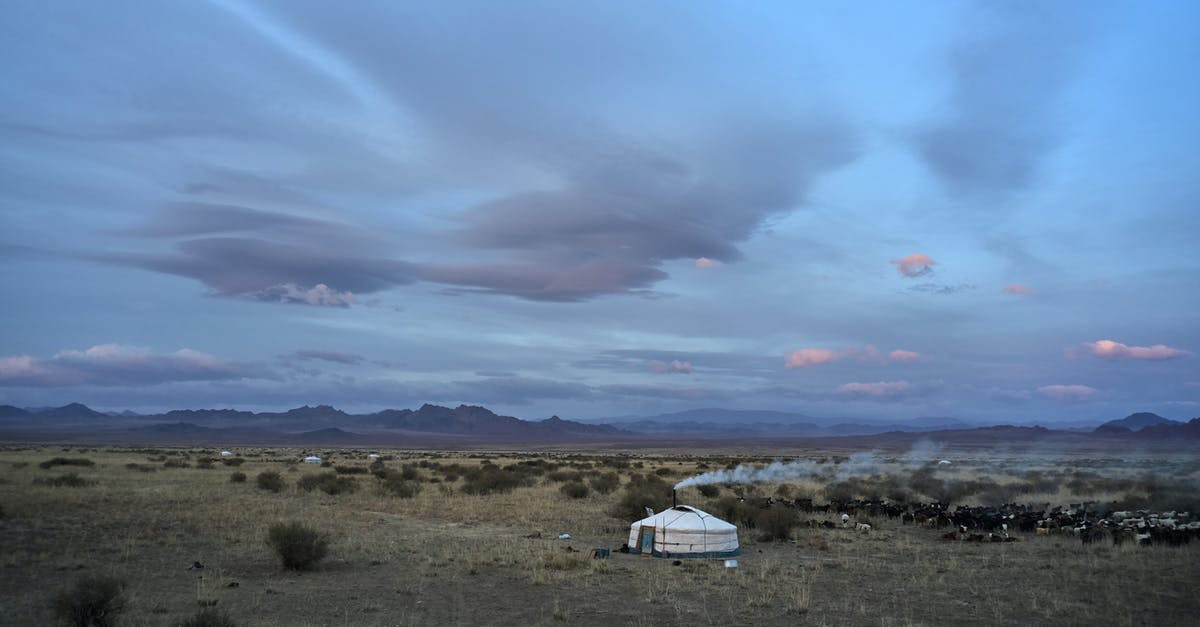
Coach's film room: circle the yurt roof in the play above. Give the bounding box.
[634,505,736,531]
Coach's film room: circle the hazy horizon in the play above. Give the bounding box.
[2,1,1197,423]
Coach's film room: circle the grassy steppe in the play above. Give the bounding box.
[1,445,1197,626]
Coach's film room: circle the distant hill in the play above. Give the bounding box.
[1096,412,1179,433]
[0,401,625,443]
[602,407,974,437]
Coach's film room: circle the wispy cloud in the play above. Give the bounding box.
[695,257,721,269]
[1004,283,1036,296]
[648,359,693,374]
[0,344,265,387]
[1083,340,1190,362]
[784,348,840,369]
[282,350,364,365]
[891,253,937,278]
[1037,384,1099,402]
[889,349,921,362]
[836,380,913,400]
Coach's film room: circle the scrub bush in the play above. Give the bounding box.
[52,574,126,627]
[266,522,329,571]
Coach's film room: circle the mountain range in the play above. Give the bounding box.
[0,403,1196,446]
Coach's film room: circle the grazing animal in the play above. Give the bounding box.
[855,523,872,533]
[841,513,850,528]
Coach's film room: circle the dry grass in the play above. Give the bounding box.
[0,445,1196,625]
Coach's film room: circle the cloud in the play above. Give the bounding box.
[100,237,417,305]
[908,282,975,295]
[914,4,1092,193]
[891,254,937,278]
[1037,384,1099,402]
[836,380,913,400]
[695,257,721,269]
[1083,340,1190,362]
[785,348,840,369]
[648,359,693,374]
[785,345,921,368]
[253,283,356,307]
[1004,283,1036,296]
[282,350,363,365]
[417,260,667,302]
[0,344,265,387]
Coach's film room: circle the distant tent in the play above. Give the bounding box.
[220,451,233,457]
[302,456,322,464]
[627,505,739,559]
[367,453,381,460]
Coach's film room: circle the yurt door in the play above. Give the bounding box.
[638,526,655,555]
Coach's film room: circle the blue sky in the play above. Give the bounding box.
[1,1,1197,423]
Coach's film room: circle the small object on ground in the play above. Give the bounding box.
[189,561,204,570]
[226,581,239,588]
[672,560,682,566]
[590,547,610,559]
[558,533,571,540]
[564,546,578,552]
[724,559,738,568]
[524,532,542,539]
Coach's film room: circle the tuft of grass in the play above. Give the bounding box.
[229,471,247,483]
[52,574,126,627]
[588,472,620,495]
[163,459,192,469]
[256,471,285,493]
[266,522,329,571]
[39,457,95,470]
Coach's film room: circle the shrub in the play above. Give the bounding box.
[195,459,214,469]
[697,484,720,498]
[222,458,245,467]
[560,481,590,499]
[230,472,247,483]
[33,472,96,488]
[256,471,285,493]
[52,574,126,627]
[296,472,358,495]
[546,470,582,483]
[588,472,620,495]
[379,475,421,498]
[39,457,95,470]
[163,459,192,469]
[125,463,158,473]
[611,474,672,521]
[461,465,532,495]
[756,507,799,541]
[266,522,329,571]
[177,608,237,627]
[333,465,369,475]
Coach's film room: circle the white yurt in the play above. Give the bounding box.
[628,505,740,558]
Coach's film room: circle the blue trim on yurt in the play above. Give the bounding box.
[628,547,740,559]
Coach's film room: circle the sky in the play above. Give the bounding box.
[1,1,1197,424]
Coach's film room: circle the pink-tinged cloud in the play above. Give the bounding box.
[1084,339,1190,361]
[648,359,693,374]
[695,257,721,269]
[891,254,937,278]
[889,349,921,362]
[837,380,913,400]
[785,348,839,368]
[0,344,264,387]
[1004,283,1036,296]
[1037,384,1099,402]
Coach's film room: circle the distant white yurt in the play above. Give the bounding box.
[220,451,233,457]
[302,456,322,464]
[628,505,740,558]
[367,453,381,460]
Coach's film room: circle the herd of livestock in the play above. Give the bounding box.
[753,497,1198,546]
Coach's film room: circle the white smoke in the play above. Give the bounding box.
[673,440,947,490]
